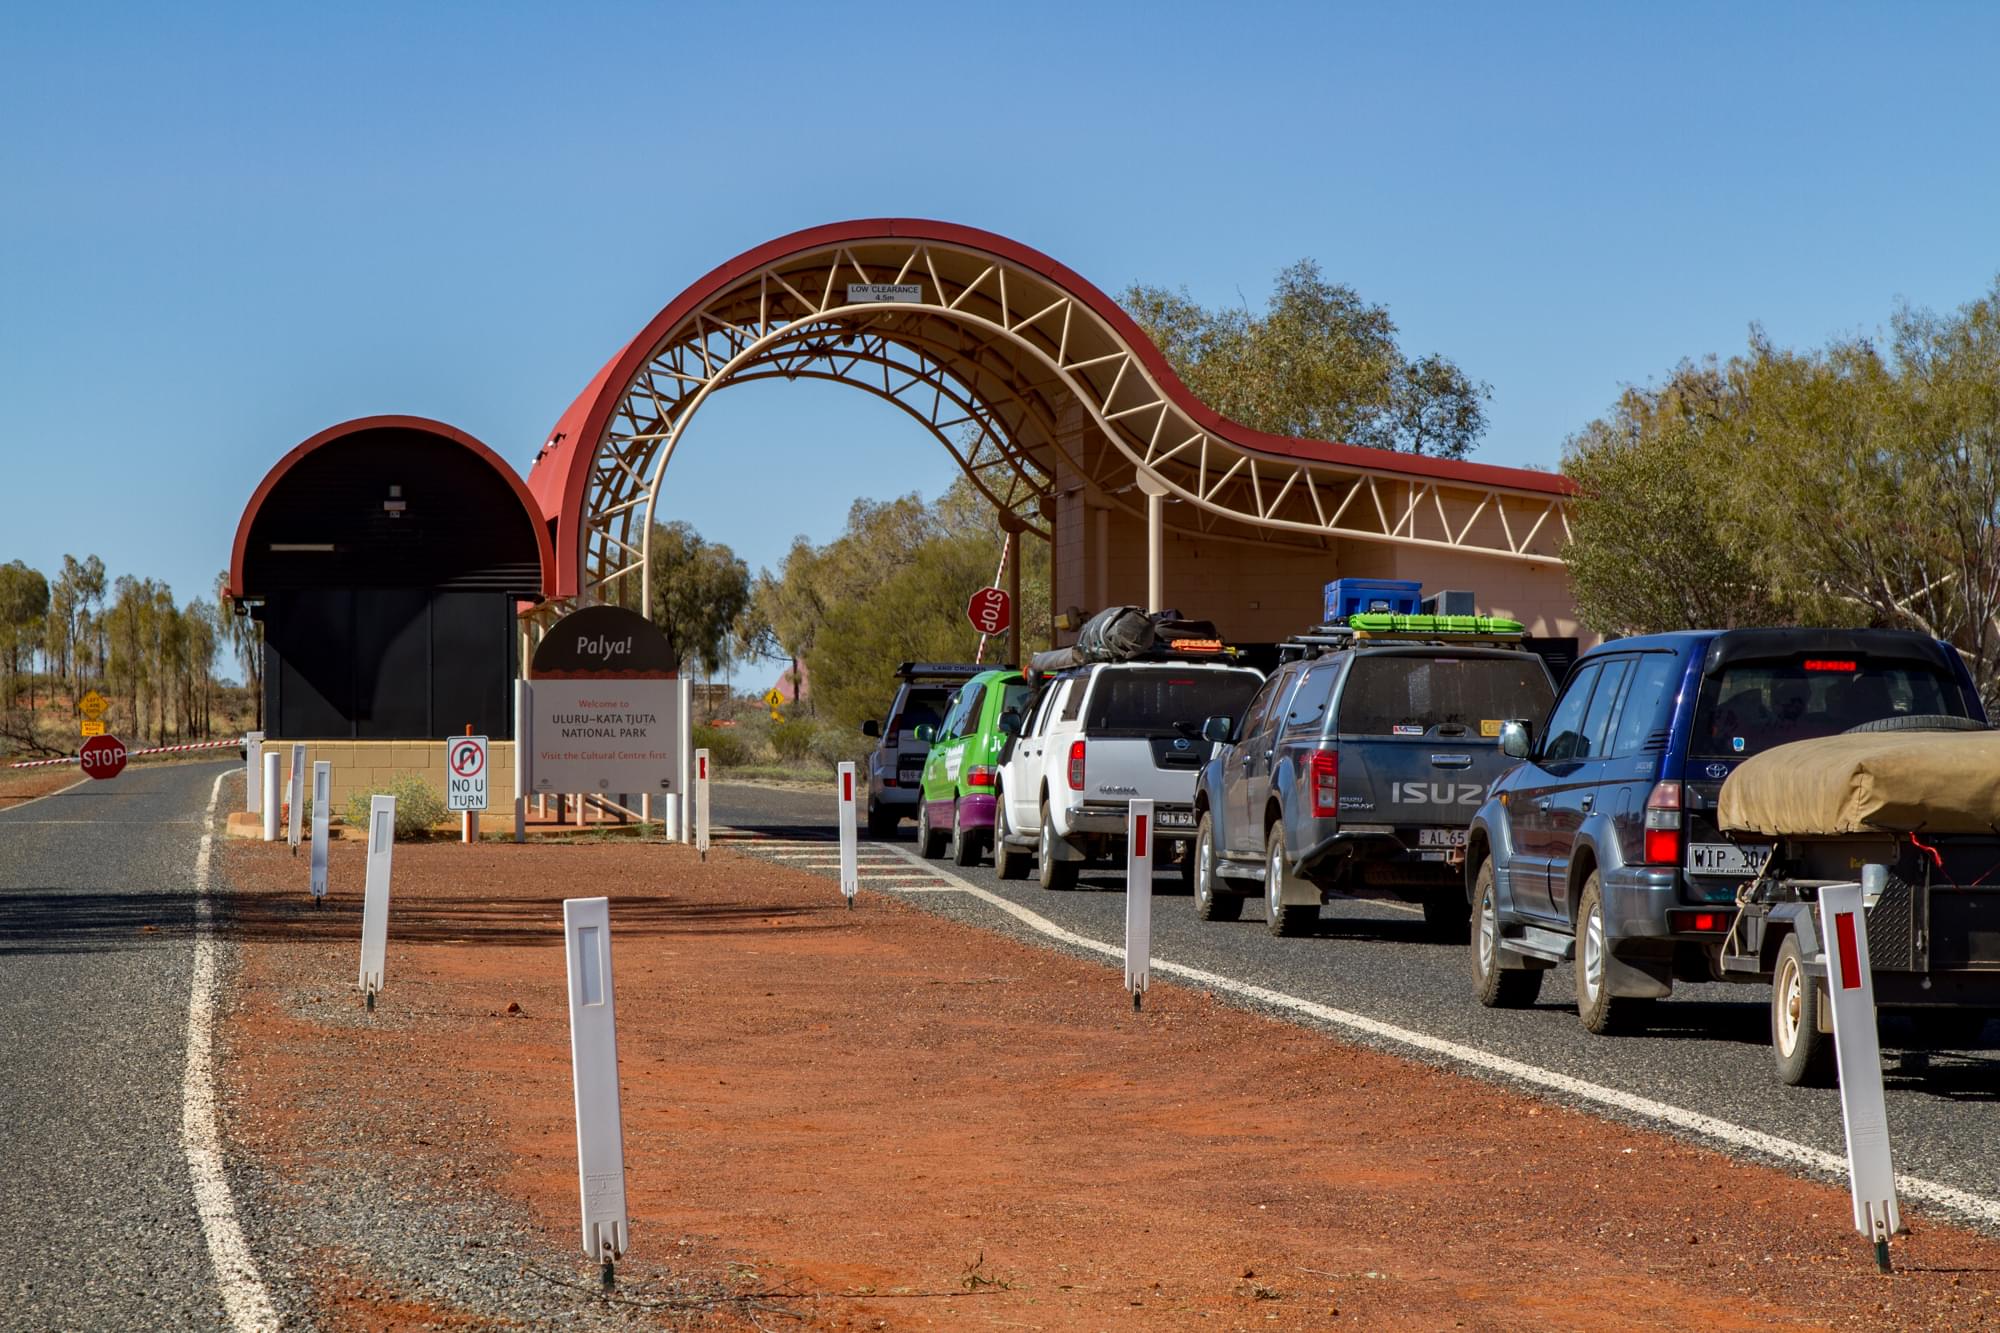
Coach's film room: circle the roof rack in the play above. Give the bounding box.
[893,661,986,678]
[1278,615,1530,660]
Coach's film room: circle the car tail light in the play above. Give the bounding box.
[967,766,995,788]
[1067,740,1086,791]
[1669,909,1733,933]
[881,777,898,788]
[1308,751,1338,817]
[1644,780,1683,865]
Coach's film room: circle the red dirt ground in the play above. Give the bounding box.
[222,838,2000,1329]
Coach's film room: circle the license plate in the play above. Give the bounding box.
[1156,809,1196,829]
[1686,842,1767,876]
[1418,828,1467,848]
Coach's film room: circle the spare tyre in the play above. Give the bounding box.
[1843,713,1989,734]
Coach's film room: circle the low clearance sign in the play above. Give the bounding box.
[525,605,680,795]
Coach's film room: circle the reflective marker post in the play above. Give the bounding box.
[244,730,265,813]
[308,762,330,903]
[513,680,530,845]
[1125,798,1153,1011]
[358,794,395,1011]
[286,743,305,853]
[1821,875,1900,1272]
[694,748,711,860]
[261,752,281,842]
[562,896,629,1285]
[836,762,858,907]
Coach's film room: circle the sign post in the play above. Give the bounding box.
[79,734,127,781]
[562,896,630,1285]
[764,686,785,721]
[1125,799,1154,1010]
[1821,875,1900,1272]
[358,794,396,1010]
[677,676,694,845]
[261,752,281,842]
[694,748,711,859]
[836,762,859,907]
[244,731,265,812]
[309,761,331,903]
[513,680,531,844]
[286,743,305,852]
[79,689,108,739]
[447,732,489,844]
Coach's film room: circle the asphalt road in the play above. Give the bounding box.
[711,780,2000,1233]
[0,761,238,1329]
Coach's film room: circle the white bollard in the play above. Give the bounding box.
[836,761,859,906]
[286,743,305,852]
[261,752,281,842]
[695,748,711,859]
[678,676,694,845]
[514,680,531,845]
[309,762,331,902]
[1125,799,1154,1010]
[244,730,266,813]
[1821,875,1900,1271]
[562,896,630,1276]
[663,793,681,842]
[357,794,396,1008]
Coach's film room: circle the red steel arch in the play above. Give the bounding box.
[528,218,1574,604]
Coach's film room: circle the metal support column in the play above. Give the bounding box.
[1138,470,1168,613]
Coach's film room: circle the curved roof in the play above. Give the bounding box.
[528,218,1572,598]
[229,414,556,599]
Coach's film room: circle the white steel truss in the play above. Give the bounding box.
[558,237,1572,608]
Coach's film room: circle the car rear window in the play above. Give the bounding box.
[1690,658,1967,758]
[890,687,951,734]
[1084,669,1262,736]
[1336,655,1554,738]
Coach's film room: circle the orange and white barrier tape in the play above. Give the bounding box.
[7,737,243,769]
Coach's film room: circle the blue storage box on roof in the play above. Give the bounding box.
[1322,578,1422,623]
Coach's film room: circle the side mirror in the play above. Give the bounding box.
[1201,715,1234,744]
[998,710,1021,737]
[861,719,881,738]
[1499,720,1531,760]
[912,724,935,744]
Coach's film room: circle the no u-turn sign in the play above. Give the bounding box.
[447,735,489,812]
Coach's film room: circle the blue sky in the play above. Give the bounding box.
[5,1,1998,617]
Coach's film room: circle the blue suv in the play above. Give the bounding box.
[1464,628,1985,1034]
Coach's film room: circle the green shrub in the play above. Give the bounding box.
[692,723,749,768]
[812,726,868,768]
[343,771,447,839]
[769,719,821,762]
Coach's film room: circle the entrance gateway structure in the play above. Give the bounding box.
[232,219,1578,809]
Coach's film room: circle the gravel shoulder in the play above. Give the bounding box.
[219,834,2000,1329]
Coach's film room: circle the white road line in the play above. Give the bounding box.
[183,770,279,1331]
[868,840,2000,1231]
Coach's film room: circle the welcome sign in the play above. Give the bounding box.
[526,605,681,796]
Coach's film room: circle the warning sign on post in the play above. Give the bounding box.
[447,735,489,812]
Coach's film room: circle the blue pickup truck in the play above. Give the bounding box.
[1464,628,1989,1076]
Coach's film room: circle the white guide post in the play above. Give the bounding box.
[1125,798,1154,1009]
[357,794,396,1009]
[308,761,330,901]
[695,748,711,859]
[1820,876,1900,1271]
[285,743,305,852]
[260,752,280,842]
[562,896,630,1274]
[513,680,530,844]
[836,762,859,907]
[244,731,265,813]
[678,676,694,844]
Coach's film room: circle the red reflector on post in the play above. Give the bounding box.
[1134,813,1148,858]
[1835,910,1863,989]
[842,771,853,802]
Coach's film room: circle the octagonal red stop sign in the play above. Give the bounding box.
[80,733,128,780]
[966,586,1012,636]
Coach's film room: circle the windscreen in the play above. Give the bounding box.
[1690,658,1966,758]
[1085,669,1262,736]
[1336,655,1554,738]
[889,687,951,735]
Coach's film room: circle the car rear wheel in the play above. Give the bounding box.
[993,796,1030,880]
[1192,813,1243,922]
[1575,874,1648,1035]
[1470,860,1543,1008]
[915,799,946,859]
[1421,883,1471,944]
[1038,800,1078,891]
[866,800,899,839]
[1264,824,1316,938]
[950,799,982,866]
[1771,932,1835,1086]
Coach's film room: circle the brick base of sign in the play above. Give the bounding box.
[255,740,517,819]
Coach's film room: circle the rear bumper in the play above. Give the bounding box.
[1063,801,1197,840]
[871,783,920,810]
[1296,826,1462,877]
[956,793,997,831]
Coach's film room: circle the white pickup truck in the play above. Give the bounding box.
[992,658,1265,889]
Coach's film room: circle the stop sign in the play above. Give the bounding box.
[80,733,128,780]
[966,586,1012,635]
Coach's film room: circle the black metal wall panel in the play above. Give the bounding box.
[431,591,513,738]
[353,588,431,738]
[269,588,353,739]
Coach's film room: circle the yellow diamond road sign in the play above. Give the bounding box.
[80,719,105,737]
[79,690,108,721]
[763,688,785,708]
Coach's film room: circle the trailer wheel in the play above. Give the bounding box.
[1471,861,1543,1009]
[1772,933,1835,1087]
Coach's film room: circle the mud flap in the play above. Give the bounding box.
[1606,951,1673,999]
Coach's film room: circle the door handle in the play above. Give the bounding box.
[1536,798,1552,812]
[1580,793,1594,812]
